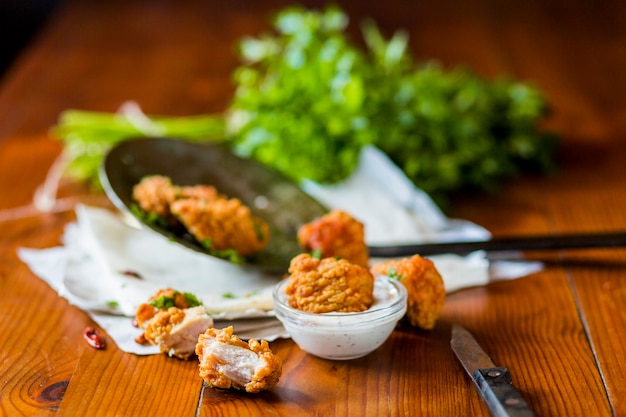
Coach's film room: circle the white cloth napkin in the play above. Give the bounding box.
[18,145,542,355]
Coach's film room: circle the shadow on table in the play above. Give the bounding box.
[0,0,61,80]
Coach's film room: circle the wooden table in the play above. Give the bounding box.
[1,0,625,415]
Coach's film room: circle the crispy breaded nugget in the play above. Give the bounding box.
[132,176,221,219]
[135,287,197,328]
[144,306,213,359]
[370,255,445,330]
[297,210,369,267]
[285,253,374,313]
[132,175,178,223]
[178,184,222,201]
[133,175,269,257]
[170,197,270,256]
[196,326,282,393]
[135,288,212,359]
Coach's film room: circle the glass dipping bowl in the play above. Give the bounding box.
[273,277,407,360]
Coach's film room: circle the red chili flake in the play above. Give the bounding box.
[134,333,148,345]
[83,327,106,350]
[121,270,143,279]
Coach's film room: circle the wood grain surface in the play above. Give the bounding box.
[1,0,625,416]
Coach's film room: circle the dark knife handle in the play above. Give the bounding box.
[473,367,535,417]
[367,231,626,257]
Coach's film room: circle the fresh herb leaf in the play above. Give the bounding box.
[206,247,245,264]
[200,238,213,250]
[148,295,177,309]
[51,5,556,204]
[52,110,225,189]
[252,221,265,242]
[227,5,556,204]
[130,203,170,229]
[201,238,244,263]
[148,291,203,309]
[182,292,203,307]
[387,267,403,281]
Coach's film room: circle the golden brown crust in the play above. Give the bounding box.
[170,197,270,256]
[134,289,213,359]
[178,184,222,201]
[297,210,369,267]
[132,175,179,223]
[132,175,270,257]
[134,287,193,328]
[143,307,185,350]
[196,326,282,393]
[285,253,374,313]
[370,255,445,330]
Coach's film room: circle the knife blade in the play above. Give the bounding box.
[450,324,536,417]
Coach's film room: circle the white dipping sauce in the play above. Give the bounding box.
[273,277,407,360]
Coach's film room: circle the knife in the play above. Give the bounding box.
[368,230,626,257]
[450,324,536,417]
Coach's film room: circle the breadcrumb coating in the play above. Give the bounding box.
[135,288,212,359]
[285,253,374,313]
[178,184,222,201]
[135,287,195,328]
[144,306,213,359]
[370,255,445,330]
[297,210,369,267]
[132,175,179,223]
[196,326,282,393]
[170,197,270,256]
[132,175,270,257]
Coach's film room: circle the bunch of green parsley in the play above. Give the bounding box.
[53,5,556,205]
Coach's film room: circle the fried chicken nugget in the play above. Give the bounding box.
[135,288,213,359]
[370,255,445,330]
[285,253,374,313]
[132,175,178,223]
[144,306,213,359]
[178,183,222,201]
[133,174,268,257]
[297,210,369,267]
[196,326,282,393]
[135,287,197,328]
[170,197,270,256]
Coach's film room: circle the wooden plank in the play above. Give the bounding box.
[198,333,487,416]
[0,240,84,415]
[0,0,625,415]
[548,173,626,416]
[442,270,614,417]
[57,348,203,416]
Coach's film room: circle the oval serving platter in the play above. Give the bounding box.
[99,137,328,273]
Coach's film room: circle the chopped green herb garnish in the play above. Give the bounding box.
[183,292,202,307]
[311,248,323,260]
[148,295,176,309]
[253,221,265,242]
[200,238,244,263]
[130,203,170,229]
[387,267,404,281]
[245,290,260,298]
[222,290,260,299]
[107,300,120,309]
[148,291,203,309]
[209,248,245,264]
